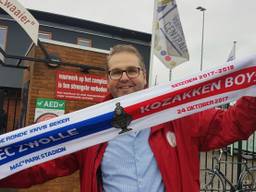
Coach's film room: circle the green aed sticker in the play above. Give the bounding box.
[34,98,65,122]
[36,98,65,110]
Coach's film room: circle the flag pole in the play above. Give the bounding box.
[225,40,237,157]
[233,41,237,59]
[148,0,158,87]
[154,74,158,86]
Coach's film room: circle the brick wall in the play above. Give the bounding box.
[26,43,107,125]
[10,42,108,192]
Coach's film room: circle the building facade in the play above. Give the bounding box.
[0,10,151,192]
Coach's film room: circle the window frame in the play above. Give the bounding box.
[0,25,8,62]
[0,25,8,50]
[77,37,92,47]
[38,31,52,40]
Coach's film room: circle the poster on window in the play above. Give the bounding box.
[56,71,108,102]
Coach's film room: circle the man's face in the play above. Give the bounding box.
[107,52,147,98]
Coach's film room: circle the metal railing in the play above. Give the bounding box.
[200,137,256,191]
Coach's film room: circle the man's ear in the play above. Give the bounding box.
[143,71,148,88]
[106,74,111,90]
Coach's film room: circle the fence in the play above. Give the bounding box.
[200,135,256,191]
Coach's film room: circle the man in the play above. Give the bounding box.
[0,44,256,192]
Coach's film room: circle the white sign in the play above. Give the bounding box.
[0,0,39,45]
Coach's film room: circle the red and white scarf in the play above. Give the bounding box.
[0,55,255,179]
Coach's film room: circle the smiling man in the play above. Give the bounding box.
[107,45,147,98]
[0,44,256,192]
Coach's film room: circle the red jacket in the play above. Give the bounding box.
[1,97,256,192]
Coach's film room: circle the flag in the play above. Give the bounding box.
[226,41,236,62]
[153,0,189,69]
[221,41,237,110]
[0,0,39,45]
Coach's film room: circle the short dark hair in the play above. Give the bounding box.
[107,44,146,70]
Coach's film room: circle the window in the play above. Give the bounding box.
[0,25,8,62]
[77,37,92,47]
[38,31,52,40]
